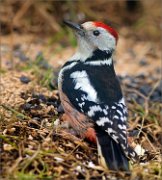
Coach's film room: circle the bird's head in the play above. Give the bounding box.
[64,20,118,59]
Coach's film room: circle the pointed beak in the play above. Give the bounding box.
[63,20,85,36]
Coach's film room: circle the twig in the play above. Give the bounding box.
[147,80,161,99]
[33,3,60,32]
[140,130,157,152]
[125,88,147,100]
[21,144,40,172]
[8,156,23,174]
[0,104,29,120]
[13,0,33,26]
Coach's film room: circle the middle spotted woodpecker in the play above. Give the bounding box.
[58,20,138,171]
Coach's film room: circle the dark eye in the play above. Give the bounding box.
[93,30,100,36]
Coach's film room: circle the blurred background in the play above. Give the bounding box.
[1,0,161,74]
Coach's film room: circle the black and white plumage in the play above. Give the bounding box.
[58,21,138,171]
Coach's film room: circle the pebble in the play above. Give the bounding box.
[139,58,148,66]
[57,104,64,113]
[28,135,33,140]
[22,103,32,110]
[87,161,96,168]
[46,97,58,107]
[49,77,57,89]
[33,117,41,121]
[119,74,161,104]
[20,75,31,84]
[75,166,81,172]
[35,51,52,69]
[32,93,47,103]
[49,70,60,89]
[139,84,152,96]
[134,144,145,156]
[14,50,29,62]
[3,144,14,151]
[155,67,161,74]
[54,157,64,163]
[28,122,39,129]
[128,49,136,58]
[53,119,60,126]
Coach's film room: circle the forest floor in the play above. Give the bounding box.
[0,27,162,180]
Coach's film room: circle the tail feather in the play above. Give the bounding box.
[95,126,129,171]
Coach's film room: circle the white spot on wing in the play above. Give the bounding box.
[117,110,123,116]
[121,144,126,150]
[88,105,102,117]
[123,107,127,114]
[118,124,126,130]
[105,128,119,143]
[117,104,124,108]
[103,109,108,115]
[123,116,127,121]
[113,115,119,119]
[120,116,125,121]
[112,106,116,109]
[78,102,85,108]
[119,98,125,104]
[106,128,116,134]
[82,94,87,100]
[120,134,126,141]
[112,134,118,142]
[96,117,112,126]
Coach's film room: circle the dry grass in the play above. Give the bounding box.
[0,65,161,179]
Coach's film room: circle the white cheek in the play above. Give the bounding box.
[99,35,116,50]
[108,36,116,48]
[89,33,116,51]
[77,37,94,60]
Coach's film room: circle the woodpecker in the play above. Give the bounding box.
[58,20,138,171]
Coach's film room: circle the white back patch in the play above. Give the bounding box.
[70,71,98,102]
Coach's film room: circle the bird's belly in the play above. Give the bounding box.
[59,90,93,136]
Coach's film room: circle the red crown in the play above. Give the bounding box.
[94,22,118,42]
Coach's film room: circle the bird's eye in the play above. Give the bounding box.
[93,30,100,36]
